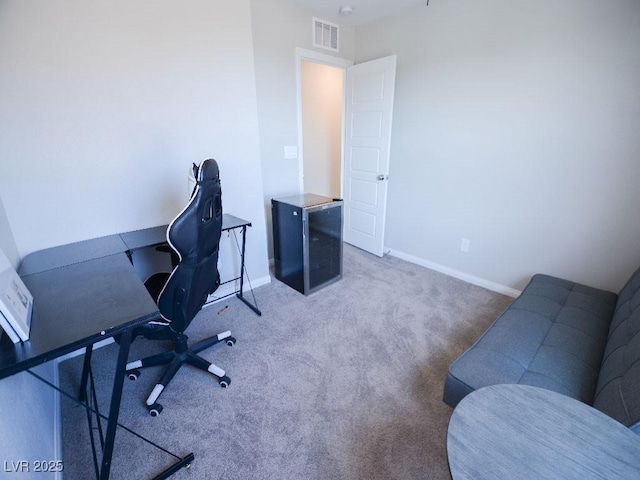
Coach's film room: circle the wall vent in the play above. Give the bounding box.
[313,17,339,52]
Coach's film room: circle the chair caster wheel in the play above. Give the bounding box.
[226,336,236,347]
[128,369,140,381]
[148,403,163,417]
[219,376,231,388]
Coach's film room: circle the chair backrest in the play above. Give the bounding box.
[157,159,223,332]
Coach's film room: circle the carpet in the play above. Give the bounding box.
[59,244,512,479]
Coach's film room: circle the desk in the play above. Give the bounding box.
[0,215,256,479]
[118,214,261,315]
[1,251,160,479]
[217,214,261,315]
[447,384,640,480]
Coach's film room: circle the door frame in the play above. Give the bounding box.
[295,47,353,195]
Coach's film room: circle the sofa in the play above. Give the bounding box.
[443,266,640,433]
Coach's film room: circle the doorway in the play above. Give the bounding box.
[296,49,397,257]
[300,60,344,198]
[296,48,352,197]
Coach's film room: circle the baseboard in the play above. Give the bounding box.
[385,248,521,298]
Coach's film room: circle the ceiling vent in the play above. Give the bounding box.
[313,17,339,52]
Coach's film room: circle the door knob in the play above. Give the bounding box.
[377,174,388,181]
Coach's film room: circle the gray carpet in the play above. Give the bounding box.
[59,244,512,479]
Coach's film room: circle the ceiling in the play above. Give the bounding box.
[291,0,426,26]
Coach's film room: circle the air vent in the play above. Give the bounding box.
[313,17,339,52]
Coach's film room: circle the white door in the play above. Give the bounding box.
[342,55,397,257]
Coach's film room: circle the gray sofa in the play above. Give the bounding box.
[443,266,640,433]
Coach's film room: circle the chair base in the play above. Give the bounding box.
[126,330,235,415]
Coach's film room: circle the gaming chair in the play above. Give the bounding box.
[126,159,235,416]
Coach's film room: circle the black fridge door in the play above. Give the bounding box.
[306,204,342,293]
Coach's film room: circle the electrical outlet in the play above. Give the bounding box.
[284,146,298,159]
[460,238,470,253]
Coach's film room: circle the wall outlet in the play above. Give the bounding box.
[460,238,470,253]
[284,146,298,159]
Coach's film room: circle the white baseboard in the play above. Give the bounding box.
[386,248,521,298]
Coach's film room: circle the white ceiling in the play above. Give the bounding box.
[291,0,426,26]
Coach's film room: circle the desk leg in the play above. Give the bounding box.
[99,328,132,480]
[79,344,107,478]
[238,226,247,297]
[79,345,94,403]
[236,226,262,316]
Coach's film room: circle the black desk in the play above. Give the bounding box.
[1,251,159,479]
[0,213,258,479]
[18,234,129,276]
[2,253,157,376]
[119,214,261,315]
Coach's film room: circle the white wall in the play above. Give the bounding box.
[356,0,640,292]
[301,61,344,198]
[0,0,269,287]
[250,0,355,256]
[0,198,20,270]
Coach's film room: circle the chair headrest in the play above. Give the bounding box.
[197,159,220,184]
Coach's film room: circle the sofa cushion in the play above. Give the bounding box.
[443,274,617,408]
[593,267,640,432]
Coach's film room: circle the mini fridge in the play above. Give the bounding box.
[271,194,343,295]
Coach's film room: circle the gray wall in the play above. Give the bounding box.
[356,0,640,292]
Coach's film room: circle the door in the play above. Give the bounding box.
[342,55,397,257]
